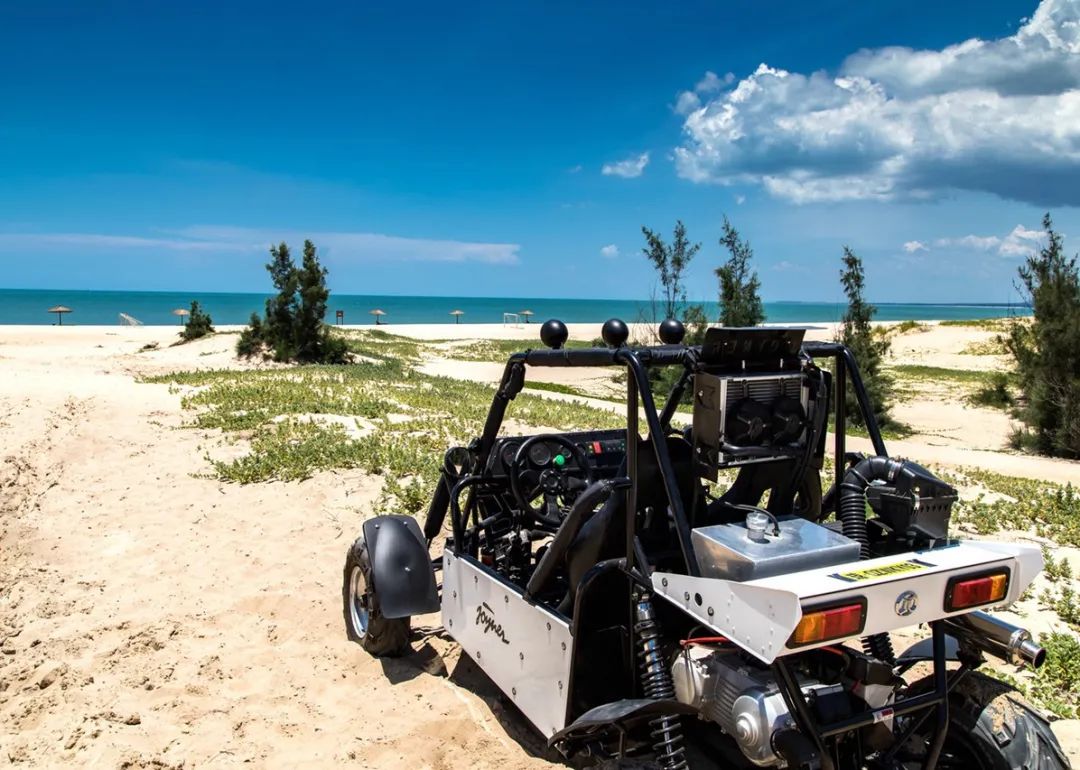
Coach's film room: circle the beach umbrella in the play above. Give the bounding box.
[450,309,464,325]
[520,309,534,324]
[172,308,190,326]
[47,305,72,325]
[370,308,386,325]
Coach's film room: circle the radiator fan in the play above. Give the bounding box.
[771,397,807,444]
[726,398,772,445]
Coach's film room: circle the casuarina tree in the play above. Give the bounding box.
[237,239,349,364]
[641,220,700,321]
[837,246,895,429]
[179,300,214,341]
[1006,214,1080,457]
[716,217,764,327]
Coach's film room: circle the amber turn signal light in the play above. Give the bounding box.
[945,570,1009,612]
[789,600,867,647]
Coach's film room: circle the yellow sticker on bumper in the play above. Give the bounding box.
[832,560,931,583]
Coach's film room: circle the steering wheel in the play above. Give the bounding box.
[510,434,596,527]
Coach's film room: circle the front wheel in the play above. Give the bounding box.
[342,536,411,657]
[903,672,1070,769]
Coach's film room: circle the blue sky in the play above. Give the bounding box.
[1,0,1078,303]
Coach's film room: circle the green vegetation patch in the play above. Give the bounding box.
[146,351,624,514]
[944,466,1080,546]
[1029,632,1080,718]
[888,364,995,385]
[449,337,594,363]
[938,318,1016,330]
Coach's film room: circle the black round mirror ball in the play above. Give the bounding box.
[601,318,629,347]
[540,319,569,349]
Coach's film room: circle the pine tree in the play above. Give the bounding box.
[716,217,764,327]
[1007,214,1080,457]
[837,246,894,429]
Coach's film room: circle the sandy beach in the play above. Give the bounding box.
[1,321,1078,767]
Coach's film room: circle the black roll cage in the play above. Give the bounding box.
[464,339,887,578]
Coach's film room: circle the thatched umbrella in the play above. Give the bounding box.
[520,309,534,324]
[172,307,190,326]
[450,309,464,325]
[370,308,386,325]
[47,305,72,325]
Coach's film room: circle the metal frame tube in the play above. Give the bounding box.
[835,353,847,490]
[617,350,700,577]
[625,372,639,574]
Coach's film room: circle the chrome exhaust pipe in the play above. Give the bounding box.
[942,611,1046,669]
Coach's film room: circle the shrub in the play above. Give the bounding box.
[179,300,214,341]
[968,371,1013,409]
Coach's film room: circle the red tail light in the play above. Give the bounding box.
[789,599,867,647]
[945,570,1010,611]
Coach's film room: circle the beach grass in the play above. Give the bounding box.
[937,318,1016,330]
[143,357,623,511]
[888,364,997,385]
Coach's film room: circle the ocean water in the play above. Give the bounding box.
[0,288,1030,326]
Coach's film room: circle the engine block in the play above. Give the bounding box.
[671,645,794,767]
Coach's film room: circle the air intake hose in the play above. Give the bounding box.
[838,455,903,664]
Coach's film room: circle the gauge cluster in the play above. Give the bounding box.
[490,429,628,476]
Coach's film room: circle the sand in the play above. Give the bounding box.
[1,322,1077,767]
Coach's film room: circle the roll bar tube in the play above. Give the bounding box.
[615,348,700,577]
[801,341,888,458]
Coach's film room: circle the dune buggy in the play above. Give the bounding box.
[343,320,1068,769]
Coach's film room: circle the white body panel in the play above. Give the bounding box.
[441,550,572,738]
[654,540,1041,663]
[650,573,801,662]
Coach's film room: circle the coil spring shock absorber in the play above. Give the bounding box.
[634,594,688,770]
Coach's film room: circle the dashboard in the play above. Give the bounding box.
[487,429,628,476]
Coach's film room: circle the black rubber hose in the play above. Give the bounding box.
[838,455,902,664]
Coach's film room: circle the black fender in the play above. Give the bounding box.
[549,698,697,755]
[362,515,439,619]
[895,634,961,669]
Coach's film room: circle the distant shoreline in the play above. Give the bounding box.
[0,287,1031,327]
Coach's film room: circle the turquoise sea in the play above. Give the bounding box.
[0,288,1029,326]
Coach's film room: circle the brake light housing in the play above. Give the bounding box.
[789,598,867,648]
[945,568,1010,612]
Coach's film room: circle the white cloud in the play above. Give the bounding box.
[600,244,619,259]
[602,152,650,178]
[675,0,1080,205]
[998,224,1045,256]
[735,194,746,205]
[910,224,1044,258]
[674,71,734,115]
[0,227,521,265]
[933,234,1001,250]
[567,164,583,174]
[674,91,701,116]
[0,232,247,252]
